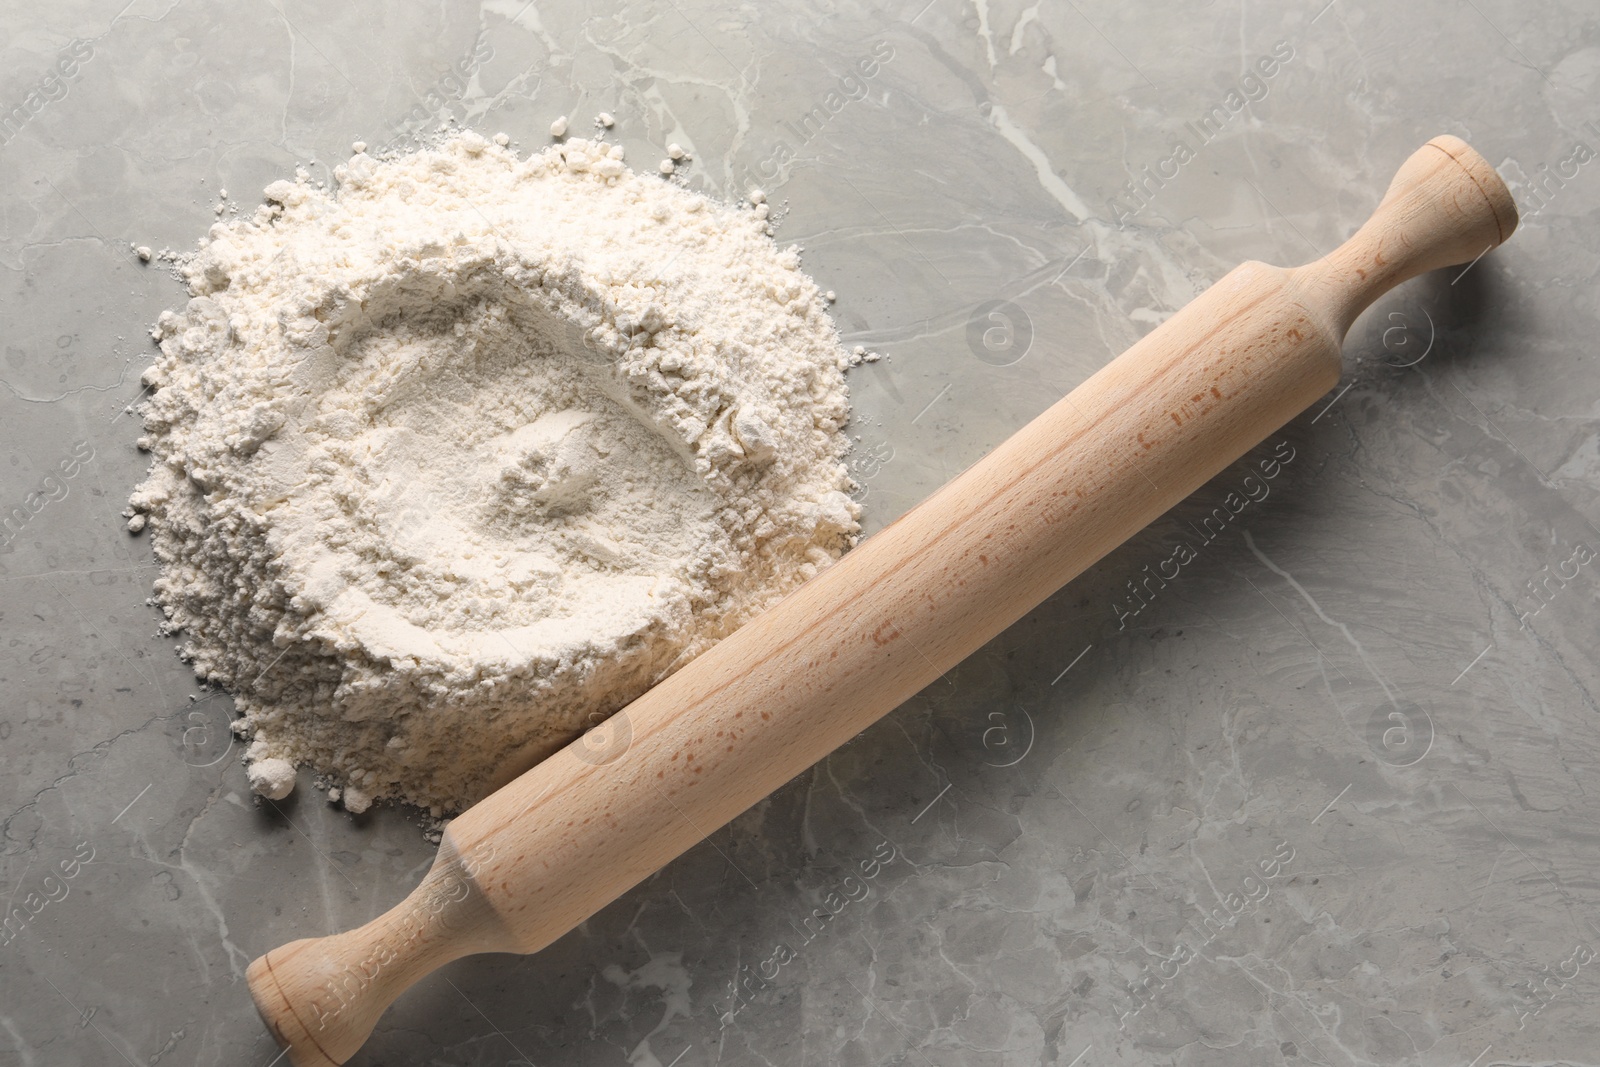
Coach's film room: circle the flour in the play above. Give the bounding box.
[130,131,863,813]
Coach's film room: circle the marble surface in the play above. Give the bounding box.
[3,1,1598,1064]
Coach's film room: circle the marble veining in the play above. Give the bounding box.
[2,0,1597,1064]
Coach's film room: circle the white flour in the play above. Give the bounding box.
[131,131,862,813]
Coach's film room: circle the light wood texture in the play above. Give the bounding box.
[247,135,1516,1065]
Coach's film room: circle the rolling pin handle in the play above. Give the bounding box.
[1291,135,1518,339]
[248,832,507,1065]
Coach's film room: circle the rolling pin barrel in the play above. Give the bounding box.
[248,136,1516,1066]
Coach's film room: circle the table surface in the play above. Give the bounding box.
[3,2,1598,1064]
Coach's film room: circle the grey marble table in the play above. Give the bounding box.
[3,1,1598,1064]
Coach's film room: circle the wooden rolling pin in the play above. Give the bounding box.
[248,136,1516,1065]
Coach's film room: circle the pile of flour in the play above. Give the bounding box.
[130,130,862,814]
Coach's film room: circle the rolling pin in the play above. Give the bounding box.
[248,136,1517,1065]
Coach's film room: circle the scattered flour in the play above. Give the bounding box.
[246,757,296,801]
[131,130,863,814]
